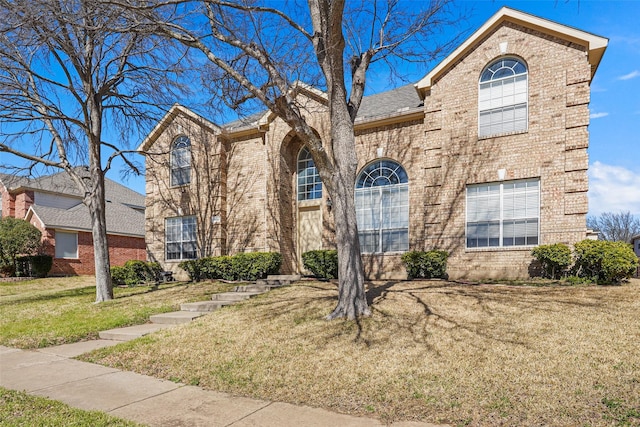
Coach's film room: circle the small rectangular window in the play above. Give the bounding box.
[55,231,78,258]
[165,216,197,260]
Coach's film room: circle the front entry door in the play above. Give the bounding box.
[298,205,322,272]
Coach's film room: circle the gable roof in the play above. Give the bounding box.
[137,104,221,152]
[0,168,145,209]
[415,6,608,98]
[26,201,144,237]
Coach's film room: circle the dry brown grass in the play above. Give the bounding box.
[82,279,640,426]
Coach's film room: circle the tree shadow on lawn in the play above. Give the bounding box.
[242,280,619,354]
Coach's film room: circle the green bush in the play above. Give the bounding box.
[195,252,281,281]
[573,239,639,285]
[531,243,572,279]
[110,266,128,286]
[302,249,338,280]
[178,259,203,282]
[401,250,449,279]
[16,255,53,278]
[110,260,162,286]
[0,217,42,277]
[200,256,233,281]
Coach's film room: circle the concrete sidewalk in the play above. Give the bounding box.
[0,343,445,427]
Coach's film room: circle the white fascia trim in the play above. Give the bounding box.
[415,7,608,98]
[137,104,221,152]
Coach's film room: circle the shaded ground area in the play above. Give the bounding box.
[82,279,640,426]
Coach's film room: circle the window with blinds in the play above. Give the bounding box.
[478,58,528,138]
[165,216,197,260]
[466,179,539,248]
[355,160,409,253]
[55,231,78,259]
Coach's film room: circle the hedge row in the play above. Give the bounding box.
[400,250,449,279]
[178,252,282,282]
[301,250,338,280]
[532,240,638,284]
[111,260,163,287]
[16,255,53,278]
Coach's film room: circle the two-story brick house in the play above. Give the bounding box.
[0,168,146,275]
[140,7,607,280]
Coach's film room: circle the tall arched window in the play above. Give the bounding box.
[170,136,191,186]
[478,57,528,137]
[355,160,409,253]
[297,146,322,200]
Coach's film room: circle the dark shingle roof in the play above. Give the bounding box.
[30,202,144,237]
[356,84,423,121]
[0,168,145,208]
[1,168,145,237]
[220,84,422,131]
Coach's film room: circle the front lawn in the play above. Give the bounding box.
[0,387,142,427]
[81,279,640,426]
[0,276,233,348]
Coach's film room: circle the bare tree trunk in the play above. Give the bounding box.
[88,170,113,302]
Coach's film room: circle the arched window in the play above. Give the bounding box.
[478,57,528,137]
[355,160,409,253]
[297,146,322,200]
[170,136,191,186]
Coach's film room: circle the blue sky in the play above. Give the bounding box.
[2,0,638,217]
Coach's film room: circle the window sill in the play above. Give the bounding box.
[465,245,535,253]
[297,199,322,208]
[361,252,406,256]
[170,183,191,189]
[478,129,528,140]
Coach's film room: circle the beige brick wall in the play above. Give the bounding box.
[144,21,594,281]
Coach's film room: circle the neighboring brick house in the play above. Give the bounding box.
[0,168,146,275]
[140,7,607,280]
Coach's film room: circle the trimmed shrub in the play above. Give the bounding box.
[302,249,338,280]
[110,266,128,286]
[16,255,53,278]
[573,239,638,285]
[401,250,449,279]
[178,259,203,282]
[110,260,162,286]
[182,252,282,282]
[531,243,572,279]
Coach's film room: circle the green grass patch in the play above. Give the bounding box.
[0,276,234,348]
[0,387,141,426]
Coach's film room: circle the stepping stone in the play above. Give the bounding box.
[180,301,233,312]
[211,292,261,301]
[233,284,272,293]
[150,311,208,324]
[99,324,174,341]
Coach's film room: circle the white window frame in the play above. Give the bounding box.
[297,146,322,201]
[355,160,409,254]
[55,230,78,259]
[466,179,540,249]
[170,136,191,187]
[478,58,528,138]
[165,216,197,260]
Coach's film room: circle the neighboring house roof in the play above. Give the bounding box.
[415,6,608,98]
[26,201,144,237]
[1,168,145,237]
[0,168,145,209]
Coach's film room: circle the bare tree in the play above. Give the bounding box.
[587,211,640,243]
[0,0,183,301]
[119,0,456,319]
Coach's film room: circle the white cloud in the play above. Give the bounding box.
[590,112,609,119]
[588,162,640,216]
[618,70,640,81]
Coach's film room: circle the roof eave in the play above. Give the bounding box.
[138,104,221,152]
[415,7,608,99]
